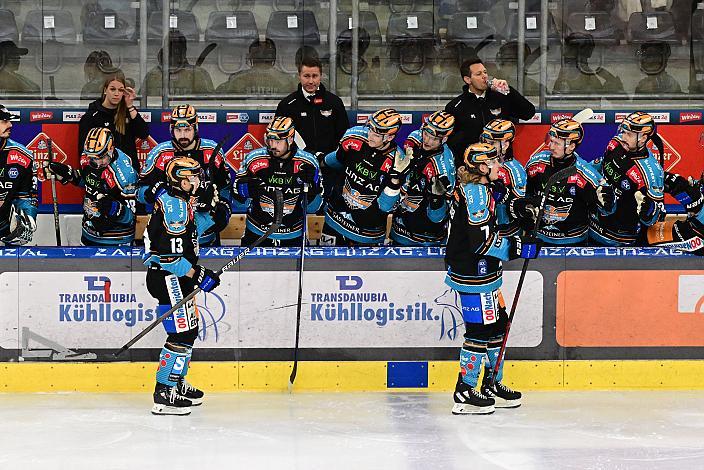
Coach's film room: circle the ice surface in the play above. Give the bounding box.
[1,391,703,470]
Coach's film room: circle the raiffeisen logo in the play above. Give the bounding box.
[310,275,435,326]
[58,275,155,327]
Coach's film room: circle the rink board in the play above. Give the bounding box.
[0,247,703,391]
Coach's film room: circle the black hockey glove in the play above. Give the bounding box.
[596,184,616,212]
[634,190,658,221]
[193,265,220,293]
[387,147,414,181]
[298,163,319,190]
[509,196,540,225]
[2,206,36,246]
[426,175,452,208]
[143,181,167,205]
[508,235,542,260]
[97,194,124,219]
[665,172,704,214]
[490,179,509,204]
[194,181,217,212]
[235,176,266,200]
[45,161,78,185]
[211,201,232,233]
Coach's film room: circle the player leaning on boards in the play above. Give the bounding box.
[143,157,221,416]
[479,119,536,238]
[233,116,322,247]
[321,108,408,246]
[445,143,541,415]
[45,127,138,245]
[525,118,616,246]
[137,105,232,246]
[385,110,456,246]
[0,105,37,246]
[588,112,664,246]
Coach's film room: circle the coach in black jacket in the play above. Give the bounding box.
[445,57,536,167]
[276,56,349,160]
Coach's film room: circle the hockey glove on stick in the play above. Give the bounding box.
[44,161,78,185]
[596,184,616,212]
[193,265,221,292]
[665,172,704,214]
[143,181,167,205]
[508,235,542,260]
[490,179,509,204]
[634,190,658,221]
[96,194,125,219]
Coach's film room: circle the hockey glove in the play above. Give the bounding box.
[596,184,616,212]
[297,163,319,190]
[96,194,124,219]
[143,181,167,205]
[427,175,452,207]
[211,201,232,233]
[387,147,414,181]
[508,235,542,260]
[2,206,36,246]
[490,179,509,204]
[44,161,78,185]
[235,176,266,200]
[194,181,217,212]
[193,265,220,292]
[634,190,658,221]
[665,172,704,214]
[509,196,540,226]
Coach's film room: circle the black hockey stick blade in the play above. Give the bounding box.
[114,190,284,357]
[196,43,217,67]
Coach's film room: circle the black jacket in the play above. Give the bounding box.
[444,84,535,167]
[276,83,349,158]
[78,100,150,170]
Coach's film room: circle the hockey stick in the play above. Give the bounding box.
[47,138,62,246]
[572,108,594,124]
[288,184,309,390]
[196,43,217,68]
[489,164,578,387]
[114,189,284,357]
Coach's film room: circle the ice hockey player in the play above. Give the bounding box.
[233,116,322,246]
[386,110,456,246]
[479,118,536,237]
[322,108,408,246]
[445,142,541,415]
[138,104,232,245]
[143,157,219,415]
[0,105,37,246]
[45,127,138,245]
[525,118,615,245]
[589,112,664,246]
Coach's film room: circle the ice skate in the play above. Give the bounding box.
[451,373,495,415]
[152,383,192,416]
[178,378,204,406]
[482,374,522,408]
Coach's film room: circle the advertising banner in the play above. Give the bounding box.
[0,270,543,353]
[556,270,704,347]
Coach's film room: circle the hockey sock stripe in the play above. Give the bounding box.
[156,344,189,387]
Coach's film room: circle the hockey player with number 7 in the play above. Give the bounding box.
[143,157,221,416]
[445,143,542,415]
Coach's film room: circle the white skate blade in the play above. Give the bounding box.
[151,404,191,416]
[188,398,203,406]
[494,397,521,408]
[451,403,495,415]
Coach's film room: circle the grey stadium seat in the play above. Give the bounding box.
[446,12,496,48]
[627,11,678,44]
[83,9,137,44]
[0,9,18,43]
[504,10,560,43]
[386,11,437,46]
[148,11,200,42]
[335,11,382,46]
[204,11,259,74]
[21,10,76,44]
[566,12,622,44]
[265,10,320,45]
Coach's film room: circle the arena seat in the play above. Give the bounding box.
[627,11,679,44]
[446,12,496,48]
[504,10,561,43]
[204,11,259,74]
[0,9,18,43]
[334,11,382,46]
[148,11,200,42]
[83,8,137,44]
[565,12,622,45]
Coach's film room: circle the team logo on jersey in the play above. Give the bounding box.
[621,179,631,190]
[477,259,487,275]
[8,167,18,179]
[569,186,576,196]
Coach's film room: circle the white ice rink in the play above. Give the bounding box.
[2,391,703,470]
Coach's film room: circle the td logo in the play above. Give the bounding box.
[336,275,362,290]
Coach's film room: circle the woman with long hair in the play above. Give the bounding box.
[78,70,149,171]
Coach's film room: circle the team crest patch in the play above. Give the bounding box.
[621,179,630,190]
[320,109,332,117]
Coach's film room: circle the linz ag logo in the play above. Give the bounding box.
[679,112,702,123]
[30,111,53,122]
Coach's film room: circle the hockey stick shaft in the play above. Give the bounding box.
[47,139,62,246]
[490,165,577,386]
[114,189,284,357]
[289,185,309,387]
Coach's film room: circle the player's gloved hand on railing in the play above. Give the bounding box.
[193,265,220,292]
[508,235,542,260]
[596,184,616,212]
[427,175,452,207]
[44,161,78,185]
[509,196,540,226]
[211,201,231,233]
[2,206,36,246]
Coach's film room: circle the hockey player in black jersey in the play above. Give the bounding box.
[233,116,322,247]
[445,143,541,415]
[322,108,409,246]
[143,157,220,415]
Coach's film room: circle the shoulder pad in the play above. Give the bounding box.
[606,138,624,153]
[404,130,423,150]
[340,126,368,151]
[464,183,493,225]
[570,159,602,188]
[242,148,270,175]
[633,158,664,193]
[293,149,319,167]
